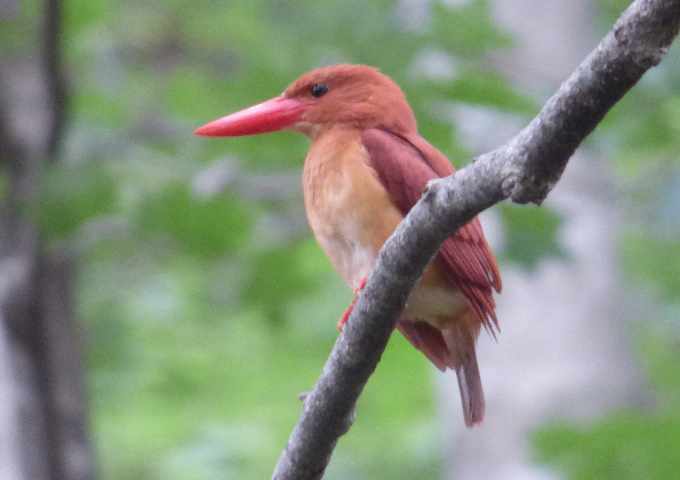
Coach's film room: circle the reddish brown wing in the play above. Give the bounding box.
[361,128,501,333]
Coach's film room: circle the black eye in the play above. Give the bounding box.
[311,83,329,98]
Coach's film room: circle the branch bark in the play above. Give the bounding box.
[272,1,680,479]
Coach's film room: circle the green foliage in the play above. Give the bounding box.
[73,88,132,126]
[500,204,565,269]
[431,69,537,114]
[430,0,512,57]
[600,77,680,178]
[241,240,328,323]
[597,0,635,24]
[37,163,117,239]
[135,183,251,258]
[534,415,680,480]
[621,231,680,303]
[65,0,111,34]
[0,0,40,52]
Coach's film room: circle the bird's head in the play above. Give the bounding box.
[194,64,417,139]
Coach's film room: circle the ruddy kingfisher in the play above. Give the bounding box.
[195,64,501,427]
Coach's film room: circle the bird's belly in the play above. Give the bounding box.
[316,234,374,288]
[310,187,403,288]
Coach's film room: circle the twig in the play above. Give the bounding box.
[271,1,680,479]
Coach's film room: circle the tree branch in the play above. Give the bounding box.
[272,1,680,479]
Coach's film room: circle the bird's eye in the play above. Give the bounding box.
[311,83,329,98]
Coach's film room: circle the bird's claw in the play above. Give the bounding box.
[337,277,367,331]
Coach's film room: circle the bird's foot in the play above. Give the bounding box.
[337,277,367,331]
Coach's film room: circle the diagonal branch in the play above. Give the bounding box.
[272,1,680,479]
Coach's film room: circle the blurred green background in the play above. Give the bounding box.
[2,0,680,479]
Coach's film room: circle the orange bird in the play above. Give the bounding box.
[195,65,501,427]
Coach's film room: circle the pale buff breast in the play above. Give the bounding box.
[302,128,467,325]
[303,128,400,287]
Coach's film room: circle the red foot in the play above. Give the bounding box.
[337,277,368,331]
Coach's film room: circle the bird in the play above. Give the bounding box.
[195,64,501,427]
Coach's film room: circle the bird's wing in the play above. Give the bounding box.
[361,128,501,333]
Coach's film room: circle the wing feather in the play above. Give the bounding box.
[361,128,501,333]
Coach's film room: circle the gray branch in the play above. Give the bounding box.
[272,1,680,479]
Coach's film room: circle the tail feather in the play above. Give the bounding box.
[454,350,484,427]
[397,317,485,427]
[443,322,485,427]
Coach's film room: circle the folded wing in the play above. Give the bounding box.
[361,128,501,334]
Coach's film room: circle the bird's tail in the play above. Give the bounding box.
[443,322,485,427]
[396,314,485,427]
[453,348,484,427]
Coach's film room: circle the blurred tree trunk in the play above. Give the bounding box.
[439,1,648,479]
[0,1,95,480]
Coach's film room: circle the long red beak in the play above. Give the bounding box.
[194,96,306,137]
